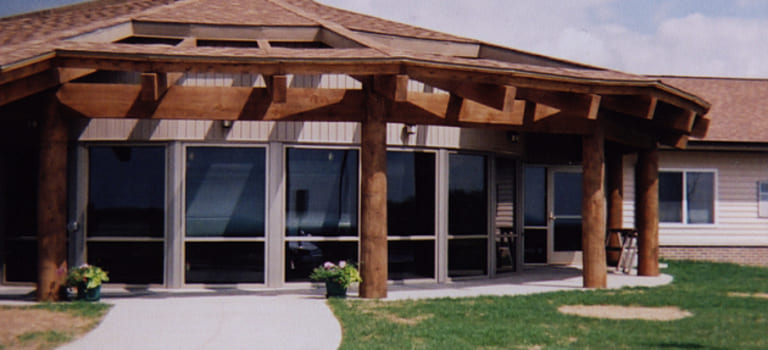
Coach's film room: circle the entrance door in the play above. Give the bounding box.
[548,169,582,264]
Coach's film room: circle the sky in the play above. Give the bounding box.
[2,0,767,78]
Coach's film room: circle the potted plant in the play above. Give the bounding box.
[66,264,109,302]
[310,260,362,298]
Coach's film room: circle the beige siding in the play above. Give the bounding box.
[623,151,768,246]
[78,119,520,153]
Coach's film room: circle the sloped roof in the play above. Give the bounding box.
[660,77,768,143]
[0,0,711,148]
[0,0,663,84]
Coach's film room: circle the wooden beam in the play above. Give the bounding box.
[265,75,287,103]
[602,112,659,149]
[359,85,388,299]
[0,58,53,85]
[601,95,657,120]
[445,93,463,123]
[659,133,689,149]
[581,125,607,288]
[372,74,408,102]
[54,54,404,76]
[0,68,95,106]
[402,92,540,127]
[37,94,68,301]
[636,147,660,276]
[654,101,697,133]
[140,73,168,102]
[690,116,710,139]
[517,88,601,119]
[606,148,624,266]
[412,78,517,112]
[413,76,517,112]
[57,83,366,122]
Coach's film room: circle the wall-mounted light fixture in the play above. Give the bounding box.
[506,131,520,143]
[221,120,234,129]
[402,124,416,136]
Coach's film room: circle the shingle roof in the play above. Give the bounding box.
[0,0,710,122]
[660,77,768,143]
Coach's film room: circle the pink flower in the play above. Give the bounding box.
[338,261,347,268]
[323,261,335,269]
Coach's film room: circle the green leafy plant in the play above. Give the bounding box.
[65,264,109,289]
[310,261,362,288]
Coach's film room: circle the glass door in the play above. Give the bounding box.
[548,169,582,265]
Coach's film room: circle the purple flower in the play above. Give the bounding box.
[338,261,347,268]
[323,261,335,269]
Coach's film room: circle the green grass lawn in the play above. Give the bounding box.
[329,261,768,349]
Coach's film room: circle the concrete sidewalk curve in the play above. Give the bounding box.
[58,294,341,350]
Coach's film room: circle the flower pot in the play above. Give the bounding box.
[325,280,347,298]
[77,284,102,302]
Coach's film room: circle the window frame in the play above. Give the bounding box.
[658,168,718,226]
[181,144,269,285]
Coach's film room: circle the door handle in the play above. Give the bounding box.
[549,212,555,221]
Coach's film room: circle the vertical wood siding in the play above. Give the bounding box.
[623,151,768,246]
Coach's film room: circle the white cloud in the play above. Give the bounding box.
[318,0,768,78]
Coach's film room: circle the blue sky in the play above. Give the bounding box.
[2,0,767,77]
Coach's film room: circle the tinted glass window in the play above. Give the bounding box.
[186,147,265,237]
[387,151,435,236]
[659,172,683,223]
[524,167,547,226]
[448,154,487,235]
[687,172,714,224]
[88,147,165,237]
[286,149,358,237]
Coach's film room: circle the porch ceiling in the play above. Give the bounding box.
[0,0,711,149]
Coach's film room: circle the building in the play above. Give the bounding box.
[0,0,716,300]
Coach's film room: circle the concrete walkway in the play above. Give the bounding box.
[57,292,341,350]
[0,266,672,350]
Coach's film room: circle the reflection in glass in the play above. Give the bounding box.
[553,172,582,216]
[659,172,683,223]
[387,152,435,236]
[4,240,36,282]
[185,147,265,237]
[185,242,264,283]
[554,218,582,251]
[687,172,714,224]
[448,154,487,235]
[88,147,165,237]
[388,241,434,279]
[524,167,547,226]
[523,228,547,263]
[285,241,358,282]
[286,149,358,237]
[448,239,488,277]
[87,242,163,284]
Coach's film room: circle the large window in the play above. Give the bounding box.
[659,170,715,224]
[285,148,359,281]
[87,146,165,284]
[448,153,488,277]
[184,147,266,284]
[387,151,435,279]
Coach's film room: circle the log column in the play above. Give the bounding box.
[606,149,623,265]
[37,96,68,301]
[359,88,388,298]
[581,127,607,288]
[636,147,660,276]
